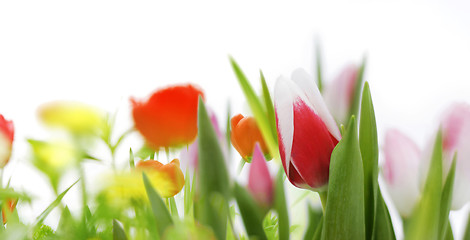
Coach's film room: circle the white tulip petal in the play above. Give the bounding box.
[291,69,341,141]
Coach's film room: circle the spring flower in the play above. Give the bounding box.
[131,84,204,150]
[106,159,185,203]
[0,114,14,168]
[323,65,359,124]
[382,129,421,217]
[439,103,470,209]
[274,69,341,191]
[39,101,105,136]
[230,114,269,161]
[248,143,273,208]
[1,199,17,224]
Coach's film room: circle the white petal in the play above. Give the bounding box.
[291,69,341,141]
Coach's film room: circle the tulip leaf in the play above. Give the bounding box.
[234,183,268,240]
[230,57,279,159]
[444,221,454,240]
[315,40,323,92]
[373,189,396,240]
[439,155,457,240]
[359,81,379,239]
[35,179,79,228]
[303,204,322,240]
[274,170,290,240]
[143,173,173,238]
[464,212,470,240]
[197,97,230,239]
[113,219,128,240]
[405,131,443,240]
[260,70,278,147]
[184,169,191,216]
[129,148,135,169]
[323,116,365,240]
[349,57,366,120]
[168,197,179,217]
[312,217,323,240]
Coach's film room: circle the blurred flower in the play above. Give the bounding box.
[440,103,470,209]
[28,140,79,170]
[105,159,185,203]
[131,84,204,150]
[248,143,273,209]
[274,69,340,191]
[382,129,421,218]
[39,101,105,136]
[323,65,359,125]
[1,199,17,224]
[0,114,14,168]
[230,114,268,161]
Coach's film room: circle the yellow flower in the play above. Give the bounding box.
[39,101,105,136]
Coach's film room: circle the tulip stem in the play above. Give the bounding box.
[319,191,328,213]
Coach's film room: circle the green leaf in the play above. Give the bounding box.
[274,170,289,240]
[143,173,173,238]
[323,116,365,240]
[35,179,79,228]
[373,189,396,240]
[196,97,230,239]
[312,217,323,240]
[405,131,443,240]
[315,41,323,93]
[260,70,278,147]
[113,219,128,240]
[57,206,75,235]
[444,221,454,240]
[230,58,279,159]
[168,197,179,217]
[348,57,367,119]
[439,155,457,240]
[234,183,267,240]
[464,212,470,240]
[359,81,379,240]
[129,148,135,169]
[303,204,322,240]
[226,102,232,155]
[184,169,192,216]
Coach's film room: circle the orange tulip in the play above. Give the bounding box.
[230,114,269,161]
[131,84,204,150]
[136,159,185,198]
[2,199,16,224]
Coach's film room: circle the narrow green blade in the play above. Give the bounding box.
[348,57,367,119]
[113,219,128,240]
[439,155,457,240]
[234,183,267,240]
[143,173,173,237]
[405,131,443,240]
[168,197,179,217]
[260,70,278,147]
[129,148,135,169]
[373,189,396,240]
[303,204,322,240]
[184,169,192,216]
[274,170,290,240]
[323,116,365,240]
[35,179,79,228]
[315,40,323,93]
[359,82,379,239]
[230,58,279,159]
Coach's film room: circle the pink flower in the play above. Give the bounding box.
[324,64,359,125]
[274,69,341,191]
[248,143,274,208]
[382,129,421,217]
[0,114,14,168]
[440,103,470,209]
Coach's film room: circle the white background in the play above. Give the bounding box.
[1,1,470,239]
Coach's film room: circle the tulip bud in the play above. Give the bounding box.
[136,159,185,198]
[131,84,204,150]
[230,114,269,161]
[274,69,341,191]
[324,65,359,125]
[0,114,14,168]
[382,129,421,217]
[440,103,470,209]
[248,143,274,208]
[1,199,17,224]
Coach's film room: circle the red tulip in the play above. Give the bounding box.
[230,114,269,161]
[0,114,14,168]
[131,84,204,150]
[274,69,341,191]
